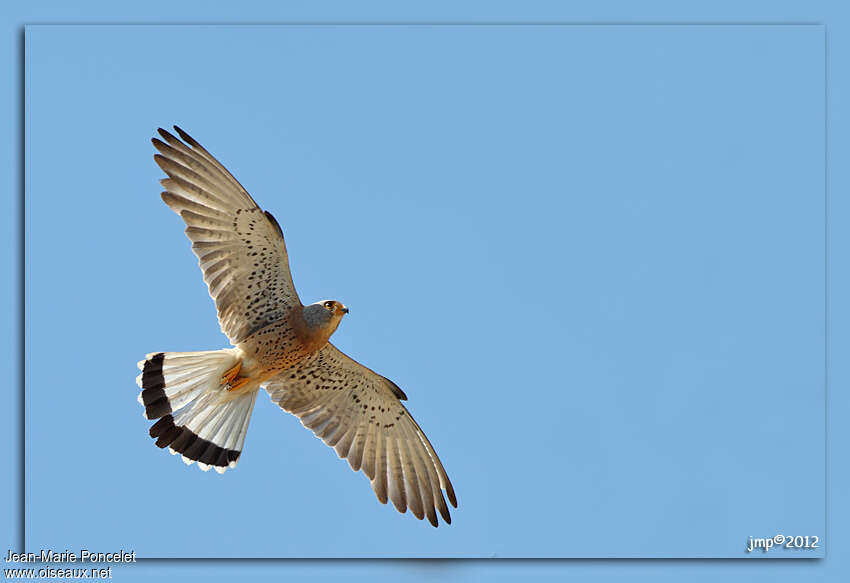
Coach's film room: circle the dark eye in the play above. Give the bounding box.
[323,301,334,310]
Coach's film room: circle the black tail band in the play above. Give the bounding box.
[148,414,240,468]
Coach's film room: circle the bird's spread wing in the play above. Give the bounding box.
[264,343,457,526]
[153,127,301,344]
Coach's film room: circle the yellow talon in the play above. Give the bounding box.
[226,376,252,392]
[221,361,242,387]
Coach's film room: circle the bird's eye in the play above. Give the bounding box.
[323,301,334,310]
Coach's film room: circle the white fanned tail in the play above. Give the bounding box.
[136,349,258,474]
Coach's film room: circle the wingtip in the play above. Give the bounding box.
[448,488,458,508]
[157,127,176,142]
[438,501,452,525]
[173,125,197,146]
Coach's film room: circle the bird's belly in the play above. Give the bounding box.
[235,319,313,381]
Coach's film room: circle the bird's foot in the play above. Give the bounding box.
[221,361,242,389]
[226,376,252,392]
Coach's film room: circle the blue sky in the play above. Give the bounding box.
[5,1,850,582]
[24,23,824,557]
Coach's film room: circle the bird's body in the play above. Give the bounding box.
[236,305,340,380]
[137,126,456,527]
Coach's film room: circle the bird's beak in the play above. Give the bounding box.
[342,307,349,314]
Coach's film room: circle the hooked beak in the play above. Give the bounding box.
[341,306,349,314]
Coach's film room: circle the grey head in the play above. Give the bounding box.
[302,300,349,333]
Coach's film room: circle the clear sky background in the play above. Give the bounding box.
[4,1,850,582]
[25,22,824,556]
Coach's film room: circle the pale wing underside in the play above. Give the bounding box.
[153,127,301,344]
[264,344,457,527]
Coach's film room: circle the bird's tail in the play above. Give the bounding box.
[136,350,258,474]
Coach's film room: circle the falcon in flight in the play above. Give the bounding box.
[137,126,457,526]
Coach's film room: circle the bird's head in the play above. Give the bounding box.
[302,300,349,337]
